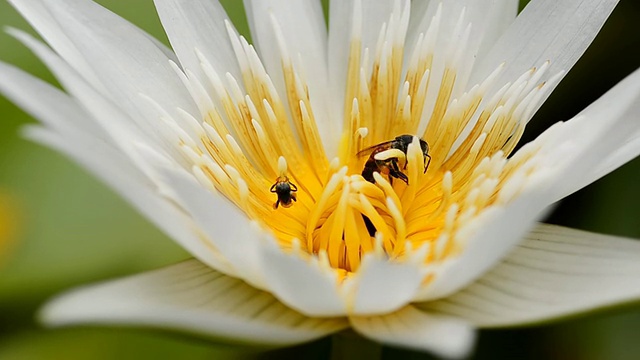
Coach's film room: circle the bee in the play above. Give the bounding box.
[270,176,298,209]
[358,134,431,185]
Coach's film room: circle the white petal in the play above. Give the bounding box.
[8,29,186,166]
[257,241,348,317]
[347,255,424,315]
[243,0,335,156]
[150,161,267,287]
[536,67,640,202]
[350,305,476,359]
[7,29,138,137]
[471,0,619,114]
[408,0,519,131]
[409,0,518,57]
[9,24,239,281]
[594,135,640,184]
[40,260,348,346]
[22,126,232,275]
[328,0,405,135]
[0,38,227,273]
[153,0,240,82]
[42,0,198,123]
[9,0,177,87]
[474,0,519,60]
[7,0,105,92]
[416,68,640,302]
[414,188,555,302]
[421,224,640,327]
[0,60,103,137]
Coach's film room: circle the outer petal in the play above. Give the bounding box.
[0,41,229,274]
[328,0,406,138]
[347,254,424,315]
[420,224,640,327]
[471,0,619,114]
[0,60,103,138]
[7,29,151,148]
[257,241,348,317]
[41,0,199,126]
[350,305,476,359]
[40,260,348,346]
[8,0,177,83]
[20,127,231,274]
[541,67,640,202]
[408,0,518,84]
[416,66,640,301]
[414,188,554,302]
[243,0,335,155]
[474,0,519,60]
[408,0,518,56]
[153,0,241,82]
[8,0,105,92]
[150,161,268,287]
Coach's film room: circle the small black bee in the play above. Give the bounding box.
[270,176,298,209]
[358,134,431,185]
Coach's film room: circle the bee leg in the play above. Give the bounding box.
[424,154,432,174]
[291,192,297,202]
[389,160,409,185]
[362,215,377,237]
[396,171,409,185]
[273,200,280,210]
[389,159,403,175]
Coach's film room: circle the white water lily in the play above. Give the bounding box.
[2,0,640,357]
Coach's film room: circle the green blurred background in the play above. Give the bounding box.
[0,0,639,359]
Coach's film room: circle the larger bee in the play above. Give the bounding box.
[358,134,431,185]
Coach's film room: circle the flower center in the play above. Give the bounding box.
[166,3,557,277]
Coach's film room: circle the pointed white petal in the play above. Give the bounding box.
[536,67,640,202]
[421,224,640,327]
[8,29,184,164]
[474,0,519,59]
[41,260,348,346]
[350,306,476,359]
[153,0,240,82]
[414,187,555,302]
[408,0,519,130]
[7,0,104,92]
[328,0,405,132]
[409,0,518,61]
[471,0,619,114]
[243,0,335,156]
[348,255,423,315]
[150,161,267,287]
[22,126,232,275]
[9,0,178,92]
[140,154,349,316]
[0,60,102,137]
[594,135,640,184]
[42,0,198,123]
[407,0,431,36]
[257,241,348,317]
[0,33,227,273]
[416,68,640,302]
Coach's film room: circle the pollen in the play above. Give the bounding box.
[168,1,559,278]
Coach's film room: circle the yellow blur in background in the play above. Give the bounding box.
[0,190,18,266]
[0,0,639,359]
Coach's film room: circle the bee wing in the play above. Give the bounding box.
[356,140,395,157]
